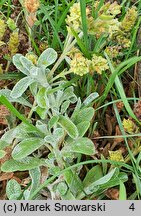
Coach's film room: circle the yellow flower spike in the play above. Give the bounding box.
[109,150,124,162]
[123,118,137,134]
[8,31,19,56]
[66,3,81,33]
[120,6,138,32]
[24,0,40,13]
[0,19,6,40]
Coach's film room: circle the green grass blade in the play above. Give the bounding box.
[29,159,133,200]
[80,0,88,49]
[0,95,43,136]
[104,53,141,124]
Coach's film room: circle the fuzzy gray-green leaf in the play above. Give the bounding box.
[58,115,78,139]
[12,137,45,160]
[6,179,22,200]
[1,157,45,172]
[10,76,35,98]
[37,48,57,68]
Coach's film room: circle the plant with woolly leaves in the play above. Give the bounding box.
[10,48,58,98]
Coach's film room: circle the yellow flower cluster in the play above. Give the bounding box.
[105,46,121,58]
[66,3,90,33]
[87,1,121,38]
[0,19,6,40]
[8,31,19,56]
[69,51,109,76]
[122,118,137,134]
[116,35,131,48]
[98,1,121,17]
[109,150,124,162]
[69,53,90,76]
[91,54,109,74]
[66,2,138,48]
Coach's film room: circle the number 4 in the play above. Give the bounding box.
[129,203,135,211]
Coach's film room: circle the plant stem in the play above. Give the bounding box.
[47,32,83,79]
[28,100,37,119]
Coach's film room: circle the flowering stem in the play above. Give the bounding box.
[50,70,71,83]
[47,32,83,80]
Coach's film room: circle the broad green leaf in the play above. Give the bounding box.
[30,66,38,77]
[77,121,90,137]
[35,106,48,119]
[23,190,30,200]
[73,107,94,124]
[63,170,84,197]
[1,157,45,172]
[78,171,128,199]
[0,140,10,150]
[30,66,48,87]
[61,100,70,114]
[10,76,35,98]
[36,87,47,108]
[84,168,119,195]
[36,121,48,135]
[68,137,95,155]
[48,115,59,130]
[56,182,68,196]
[61,86,77,104]
[6,179,22,200]
[0,150,6,159]
[71,98,81,120]
[12,138,45,160]
[0,89,32,107]
[13,54,30,75]
[61,190,76,200]
[83,92,99,106]
[0,129,15,147]
[54,128,64,140]
[83,165,103,187]
[58,115,78,139]
[44,129,64,146]
[30,82,38,96]
[20,56,34,72]
[37,48,57,68]
[29,167,41,197]
[14,123,40,139]
[119,181,126,200]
